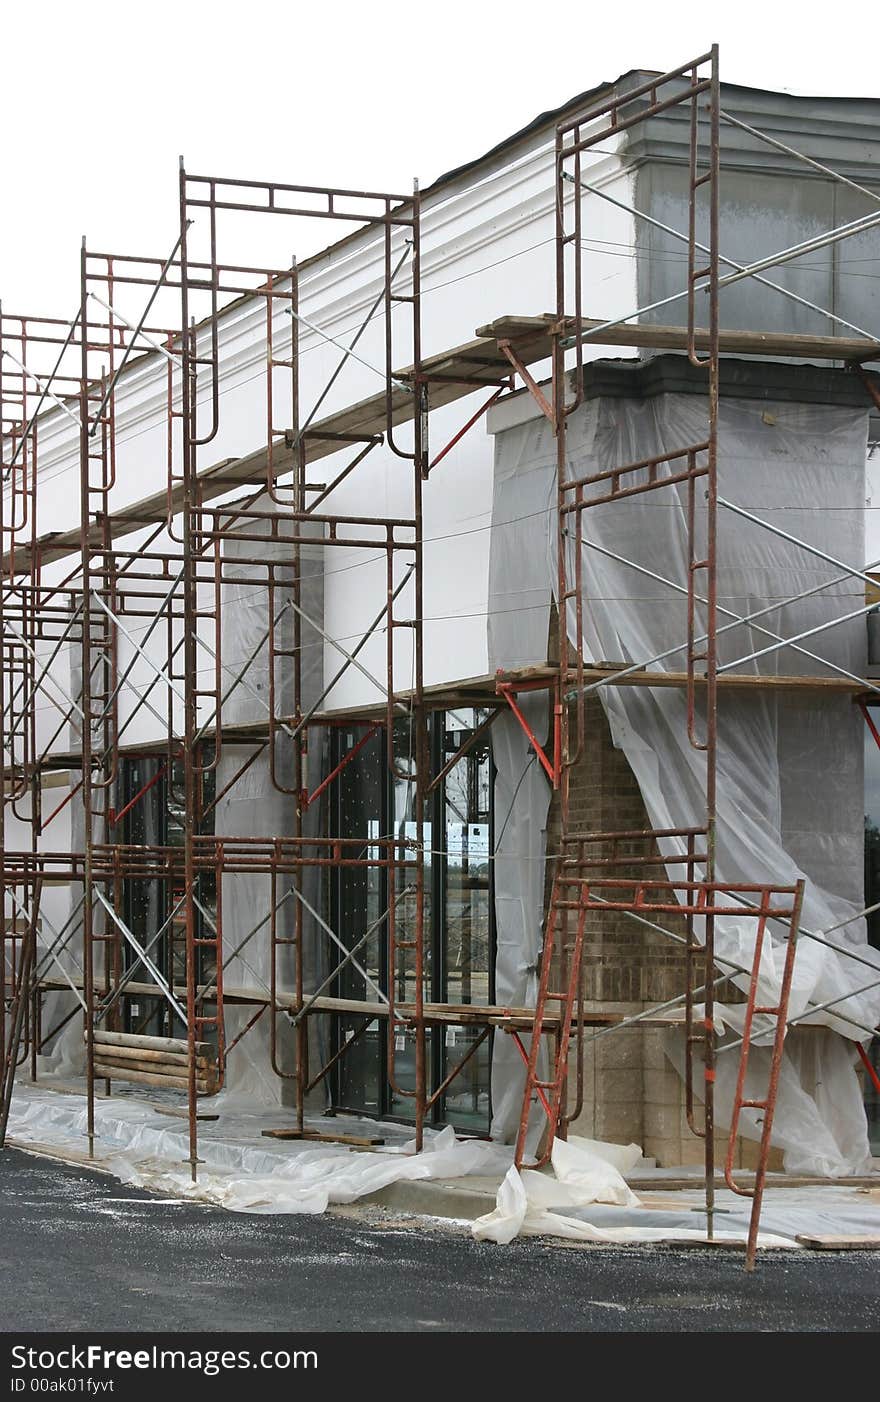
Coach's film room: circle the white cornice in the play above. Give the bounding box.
[19,139,628,487]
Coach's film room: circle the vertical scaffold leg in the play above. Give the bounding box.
[0,881,42,1148]
[513,868,588,1169]
[724,880,805,1271]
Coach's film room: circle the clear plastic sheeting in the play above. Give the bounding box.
[214,502,326,1105]
[30,846,86,1081]
[489,383,880,1174]
[472,1135,796,1247]
[9,1083,880,1245]
[488,706,552,1148]
[674,1023,874,1177]
[5,1083,513,1215]
[486,418,555,1145]
[36,640,100,1080]
[472,1134,880,1246]
[487,411,556,672]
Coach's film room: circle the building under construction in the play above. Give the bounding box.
[3,48,880,1268]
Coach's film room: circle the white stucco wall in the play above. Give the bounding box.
[12,122,637,742]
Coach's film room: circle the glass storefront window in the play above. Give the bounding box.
[331,725,384,1116]
[439,708,492,1129]
[118,717,496,1132]
[118,752,215,1043]
[329,708,495,1132]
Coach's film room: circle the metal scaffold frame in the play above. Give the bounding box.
[3,44,880,1271]
[0,164,474,1176]
[491,47,880,1268]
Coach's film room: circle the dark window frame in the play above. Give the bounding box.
[328,709,496,1130]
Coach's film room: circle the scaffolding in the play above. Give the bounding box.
[3,46,880,1270]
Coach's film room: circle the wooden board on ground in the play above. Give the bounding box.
[261,1128,384,1147]
[151,1104,220,1122]
[796,1233,880,1250]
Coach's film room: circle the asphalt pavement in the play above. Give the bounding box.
[1,1146,878,1333]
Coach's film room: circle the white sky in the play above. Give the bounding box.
[4,1,880,317]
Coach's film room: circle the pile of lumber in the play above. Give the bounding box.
[90,1029,218,1095]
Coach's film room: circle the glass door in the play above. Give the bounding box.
[328,710,495,1133]
[437,708,493,1129]
[331,724,386,1116]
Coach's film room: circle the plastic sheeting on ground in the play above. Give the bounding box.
[472,1141,879,1248]
[8,1084,879,1249]
[471,1134,880,1248]
[6,1082,512,1215]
